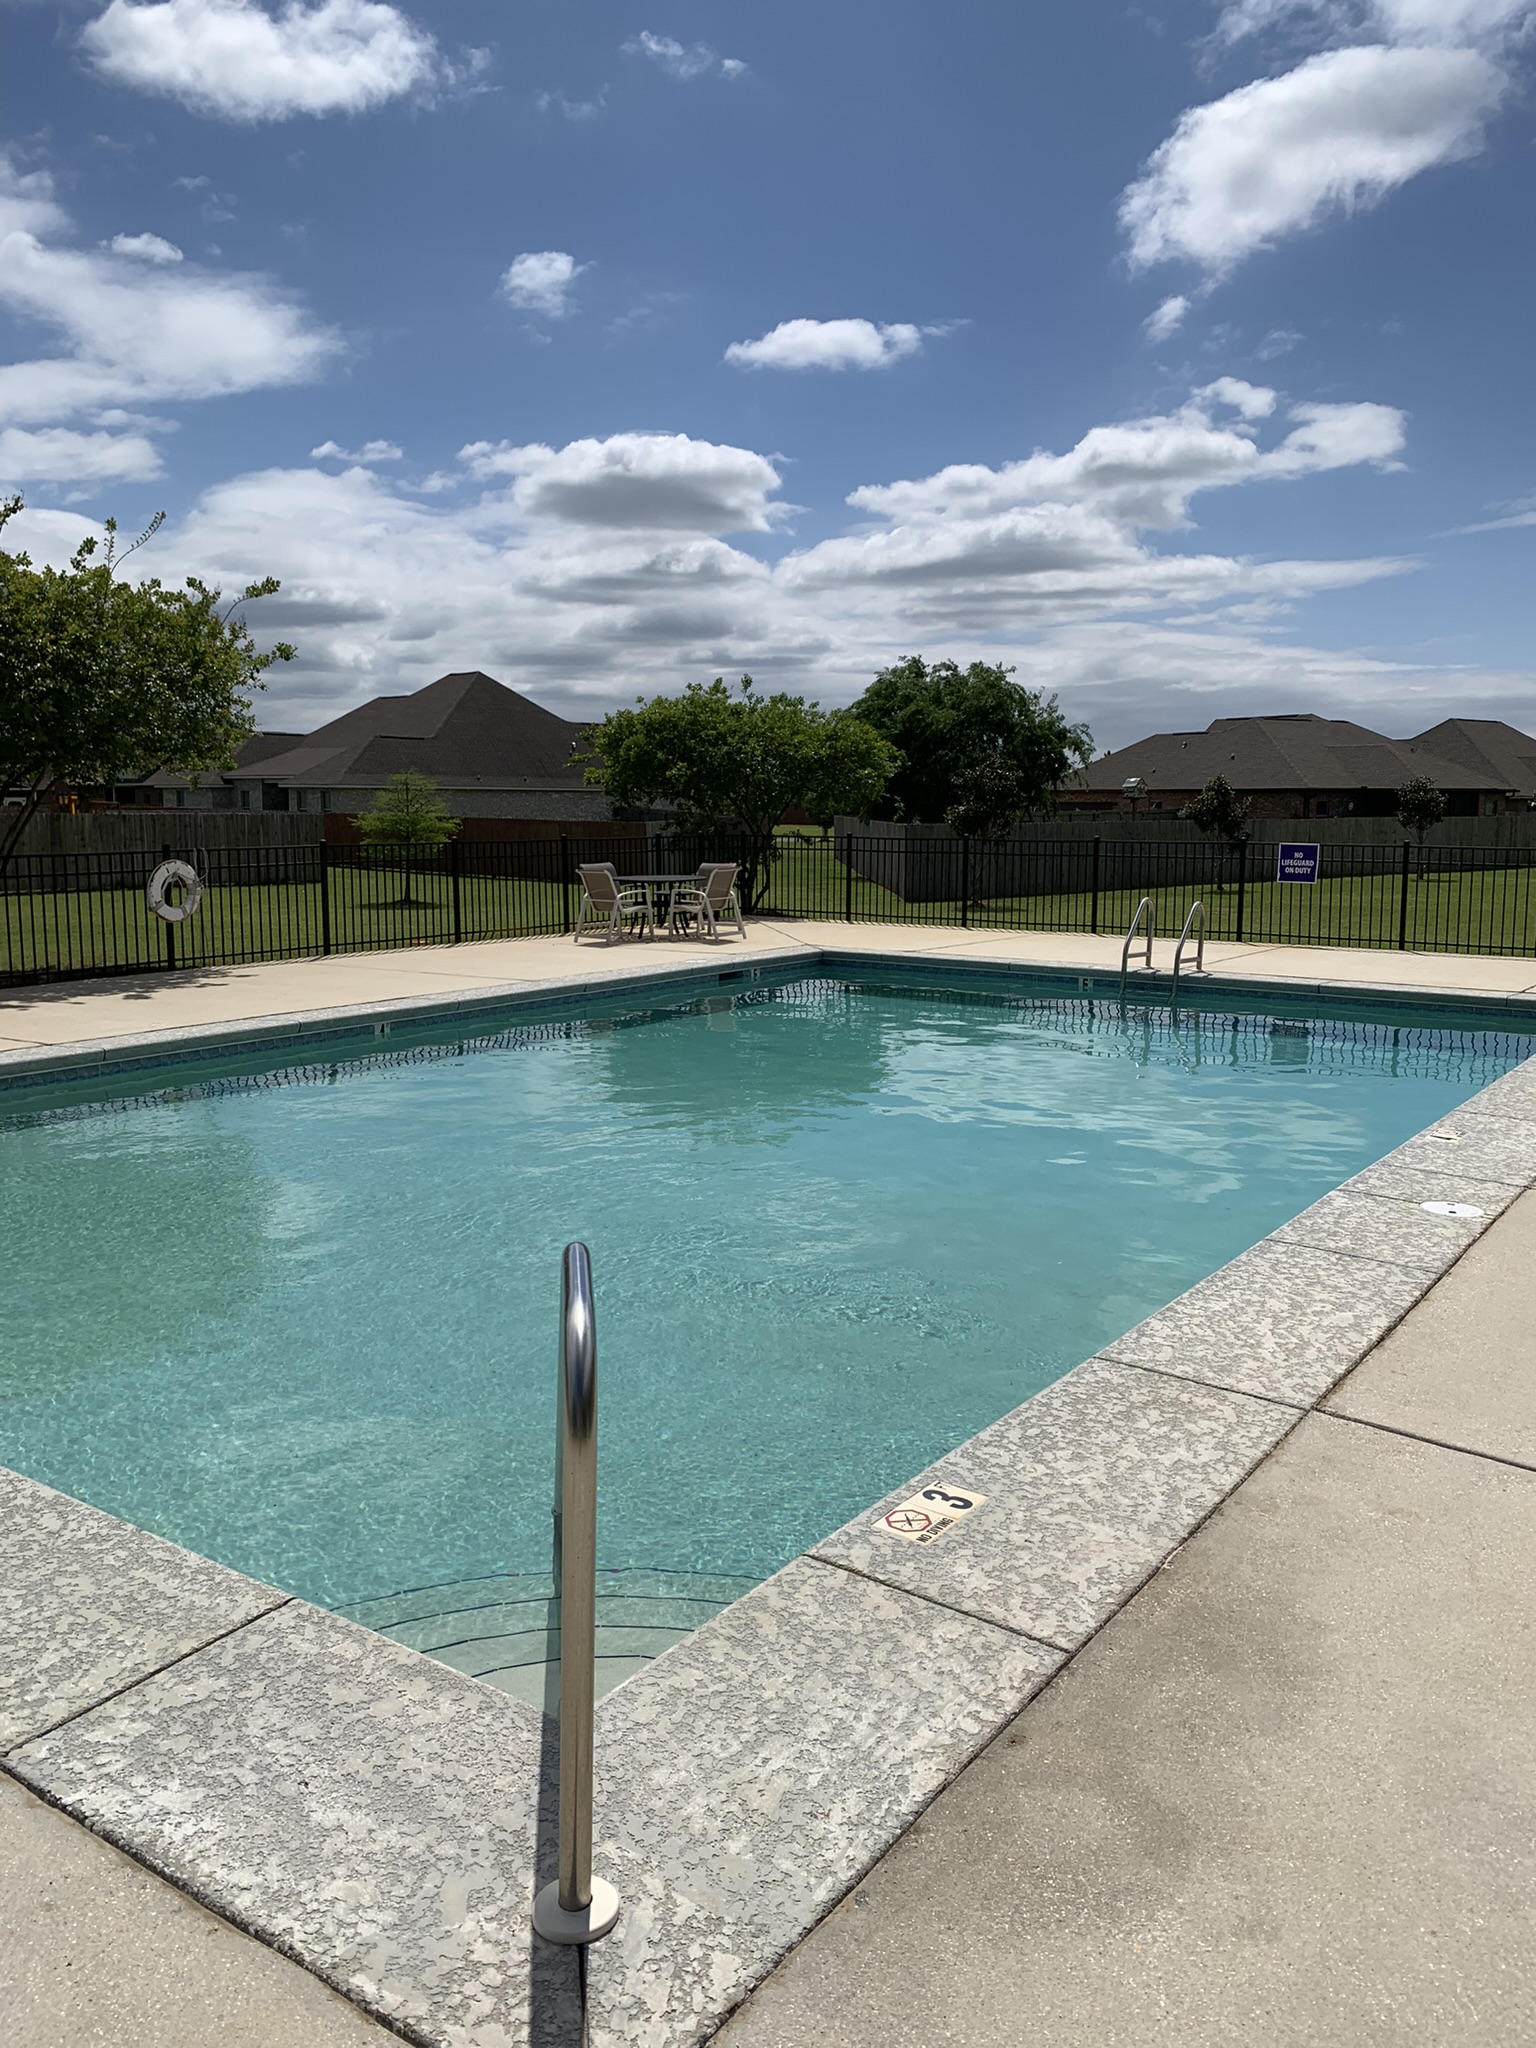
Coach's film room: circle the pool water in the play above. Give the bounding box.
[0,973,1527,1617]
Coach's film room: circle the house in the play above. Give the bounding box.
[153,673,611,820]
[1059,713,1529,819]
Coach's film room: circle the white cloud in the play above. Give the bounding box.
[26,381,1435,740]
[725,318,930,371]
[1216,2,1536,48]
[1122,43,1504,272]
[107,231,184,263]
[0,152,337,440]
[1143,294,1190,343]
[0,423,163,483]
[499,250,586,319]
[622,31,745,81]
[80,0,439,123]
[310,437,402,462]
[456,432,785,532]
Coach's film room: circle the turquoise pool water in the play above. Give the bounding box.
[0,971,1528,1611]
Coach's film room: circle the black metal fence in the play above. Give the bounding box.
[4,832,1535,987]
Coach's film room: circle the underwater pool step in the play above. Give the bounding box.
[331,1567,759,1707]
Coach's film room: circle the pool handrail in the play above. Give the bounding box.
[1119,896,1155,999]
[531,1242,621,1946]
[1171,900,1207,1008]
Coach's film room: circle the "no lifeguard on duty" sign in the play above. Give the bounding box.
[1276,842,1321,884]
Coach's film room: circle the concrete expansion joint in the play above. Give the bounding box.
[806,1553,1075,1658]
[2,1595,295,1759]
[1312,1405,1536,1477]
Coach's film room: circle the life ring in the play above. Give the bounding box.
[146,859,204,924]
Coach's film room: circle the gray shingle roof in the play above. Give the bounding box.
[225,673,590,789]
[1072,714,1507,795]
[1406,719,1536,799]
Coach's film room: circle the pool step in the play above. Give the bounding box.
[332,1567,758,1708]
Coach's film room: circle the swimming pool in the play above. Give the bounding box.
[1,968,1529,1692]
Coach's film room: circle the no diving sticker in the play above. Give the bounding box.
[877,1484,986,1545]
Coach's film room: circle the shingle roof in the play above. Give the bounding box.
[1406,719,1536,799]
[225,673,590,789]
[1072,714,1502,795]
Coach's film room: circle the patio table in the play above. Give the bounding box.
[614,874,707,937]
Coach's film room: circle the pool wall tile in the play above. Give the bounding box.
[0,1469,287,1751]
[1098,1239,1444,1408]
[810,1359,1299,1650]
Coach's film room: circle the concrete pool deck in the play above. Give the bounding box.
[3,923,1535,2044]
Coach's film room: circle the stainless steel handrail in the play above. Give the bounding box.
[531,1243,621,1946]
[1171,900,1206,1007]
[1119,896,1154,999]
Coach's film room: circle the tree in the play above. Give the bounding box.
[353,771,460,905]
[0,496,294,867]
[354,770,461,849]
[1179,773,1252,891]
[1395,775,1445,879]
[848,656,1092,824]
[580,676,898,909]
[944,755,1033,840]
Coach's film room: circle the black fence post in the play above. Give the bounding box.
[319,840,332,957]
[1090,836,1101,935]
[843,836,854,923]
[960,836,971,929]
[450,834,463,946]
[159,841,176,972]
[1236,838,1248,943]
[560,834,575,934]
[1398,839,1411,951]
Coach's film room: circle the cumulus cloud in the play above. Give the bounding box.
[107,231,184,263]
[27,381,1434,738]
[0,152,336,467]
[0,423,163,484]
[622,31,745,81]
[499,250,586,318]
[80,0,440,123]
[1122,43,1504,272]
[456,432,785,532]
[725,318,930,371]
[1215,1,1535,48]
[310,437,402,462]
[1143,294,1190,343]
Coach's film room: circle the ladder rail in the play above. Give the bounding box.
[1171,900,1206,1007]
[1119,896,1154,999]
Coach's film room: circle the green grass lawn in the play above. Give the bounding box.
[5,842,1534,981]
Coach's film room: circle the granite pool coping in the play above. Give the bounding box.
[4,962,1536,2045]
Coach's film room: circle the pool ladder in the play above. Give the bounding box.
[1119,897,1207,1004]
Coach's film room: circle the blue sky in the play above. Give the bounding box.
[1,1,1533,746]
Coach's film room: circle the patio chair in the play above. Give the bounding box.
[667,862,746,941]
[574,863,652,943]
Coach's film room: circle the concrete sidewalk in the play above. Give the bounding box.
[720,1191,1536,2048]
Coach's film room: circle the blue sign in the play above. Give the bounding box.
[1276,842,1320,884]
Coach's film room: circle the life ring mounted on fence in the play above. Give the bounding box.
[146,859,204,924]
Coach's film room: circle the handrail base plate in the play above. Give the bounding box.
[533,1876,620,1946]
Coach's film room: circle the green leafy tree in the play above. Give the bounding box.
[1179,773,1252,891]
[944,755,1033,839]
[1395,774,1446,879]
[580,676,898,909]
[848,656,1092,824]
[353,770,460,905]
[0,496,294,867]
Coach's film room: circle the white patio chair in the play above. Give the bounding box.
[667,862,745,941]
[574,863,652,943]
